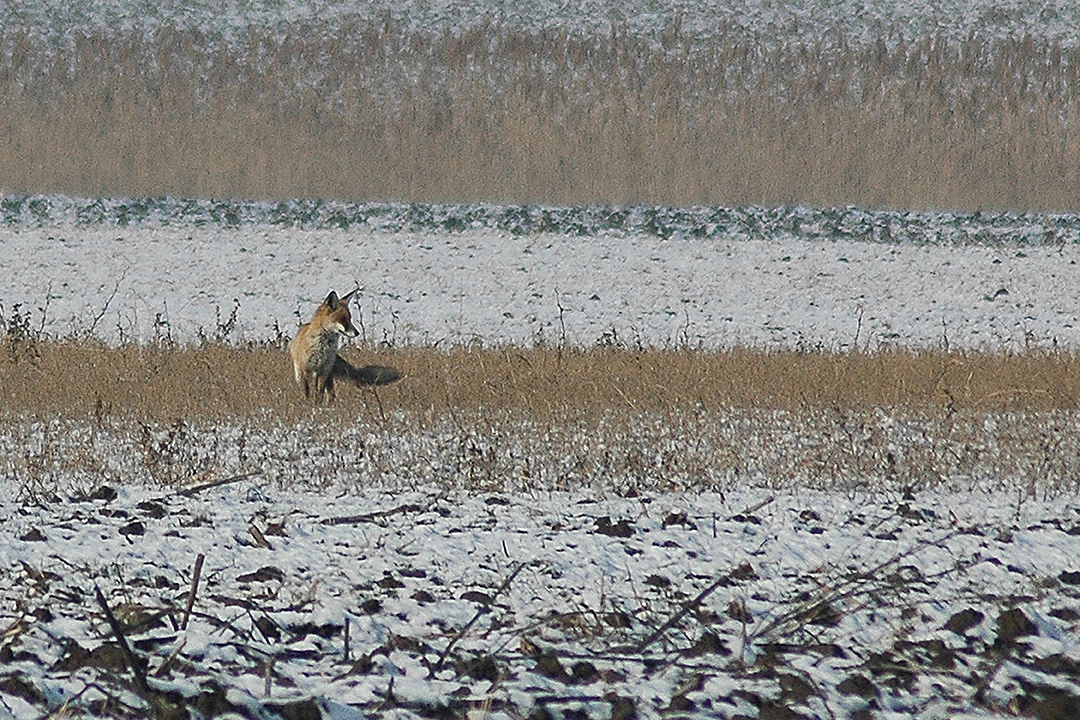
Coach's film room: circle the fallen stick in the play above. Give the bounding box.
[631,574,732,654]
[321,502,426,526]
[728,495,775,520]
[94,585,150,695]
[153,637,187,678]
[182,553,205,631]
[264,658,275,697]
[751,529,963,642]
[249,524,272,549]
[176,472,259,498]
[432,561,529,674]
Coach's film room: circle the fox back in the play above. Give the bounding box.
[289,290,401,401]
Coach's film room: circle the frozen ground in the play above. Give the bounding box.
[3,479,1080,720]
[2,199,1080,351]
[4,198,1080,719]
[3,0,1080,47]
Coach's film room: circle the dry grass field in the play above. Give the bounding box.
[4,340,1080,423]
[3,21,1080,210]
[4,335,1080,493]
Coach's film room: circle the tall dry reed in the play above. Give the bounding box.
[2,22,1080,210]
[2,341,1078,425]
[6,341,1080,492]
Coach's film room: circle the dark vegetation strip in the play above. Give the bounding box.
[1,195,1078,246]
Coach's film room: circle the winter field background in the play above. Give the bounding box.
[4,196,1080,719]
[5,1,1080,719]
[5,0,1080,207]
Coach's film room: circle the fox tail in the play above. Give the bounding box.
[333,356,402,387]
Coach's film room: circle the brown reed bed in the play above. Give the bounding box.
[3,340,1078,425]
[5,338,1080,492]
[2,22,1080,210]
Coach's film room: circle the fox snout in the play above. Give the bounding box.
[337,314,359,338]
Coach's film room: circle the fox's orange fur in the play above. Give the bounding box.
[289,290,401,401]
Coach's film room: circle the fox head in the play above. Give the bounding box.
[318,289,359,338]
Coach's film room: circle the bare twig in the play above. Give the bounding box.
[751,530,963,642]
[182,553,205,630]
[264,658,275,697]
[322,501,426,526]
[249,524,272,549]
[366,385,388,422]
[176,472,259,497]
[631,574,731,654]
[94,585,149,695]
[728,495,775,520]
[853,305,865,349]
[89,273,125,336]
[153,637,187,678]
[432,561,530,674]
[37,283,52,339]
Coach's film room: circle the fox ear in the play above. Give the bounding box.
[325,291,339,309]
[341,288,358,304]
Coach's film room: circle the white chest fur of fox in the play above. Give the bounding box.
[294,327,341,382]
[289,290,402,401]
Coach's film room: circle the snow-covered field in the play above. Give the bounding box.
[4,197,1080,719]
[5,1,1080,717]
[5,480,1080,720]
[4,0,1080,47]
[4,198,1080,351]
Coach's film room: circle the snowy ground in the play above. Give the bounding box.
[4,199,1080,718]
[4,0,1080,48]
[3,209,1080,351]
[4,479,1080,720]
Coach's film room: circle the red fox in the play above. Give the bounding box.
[289,290,401,401]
